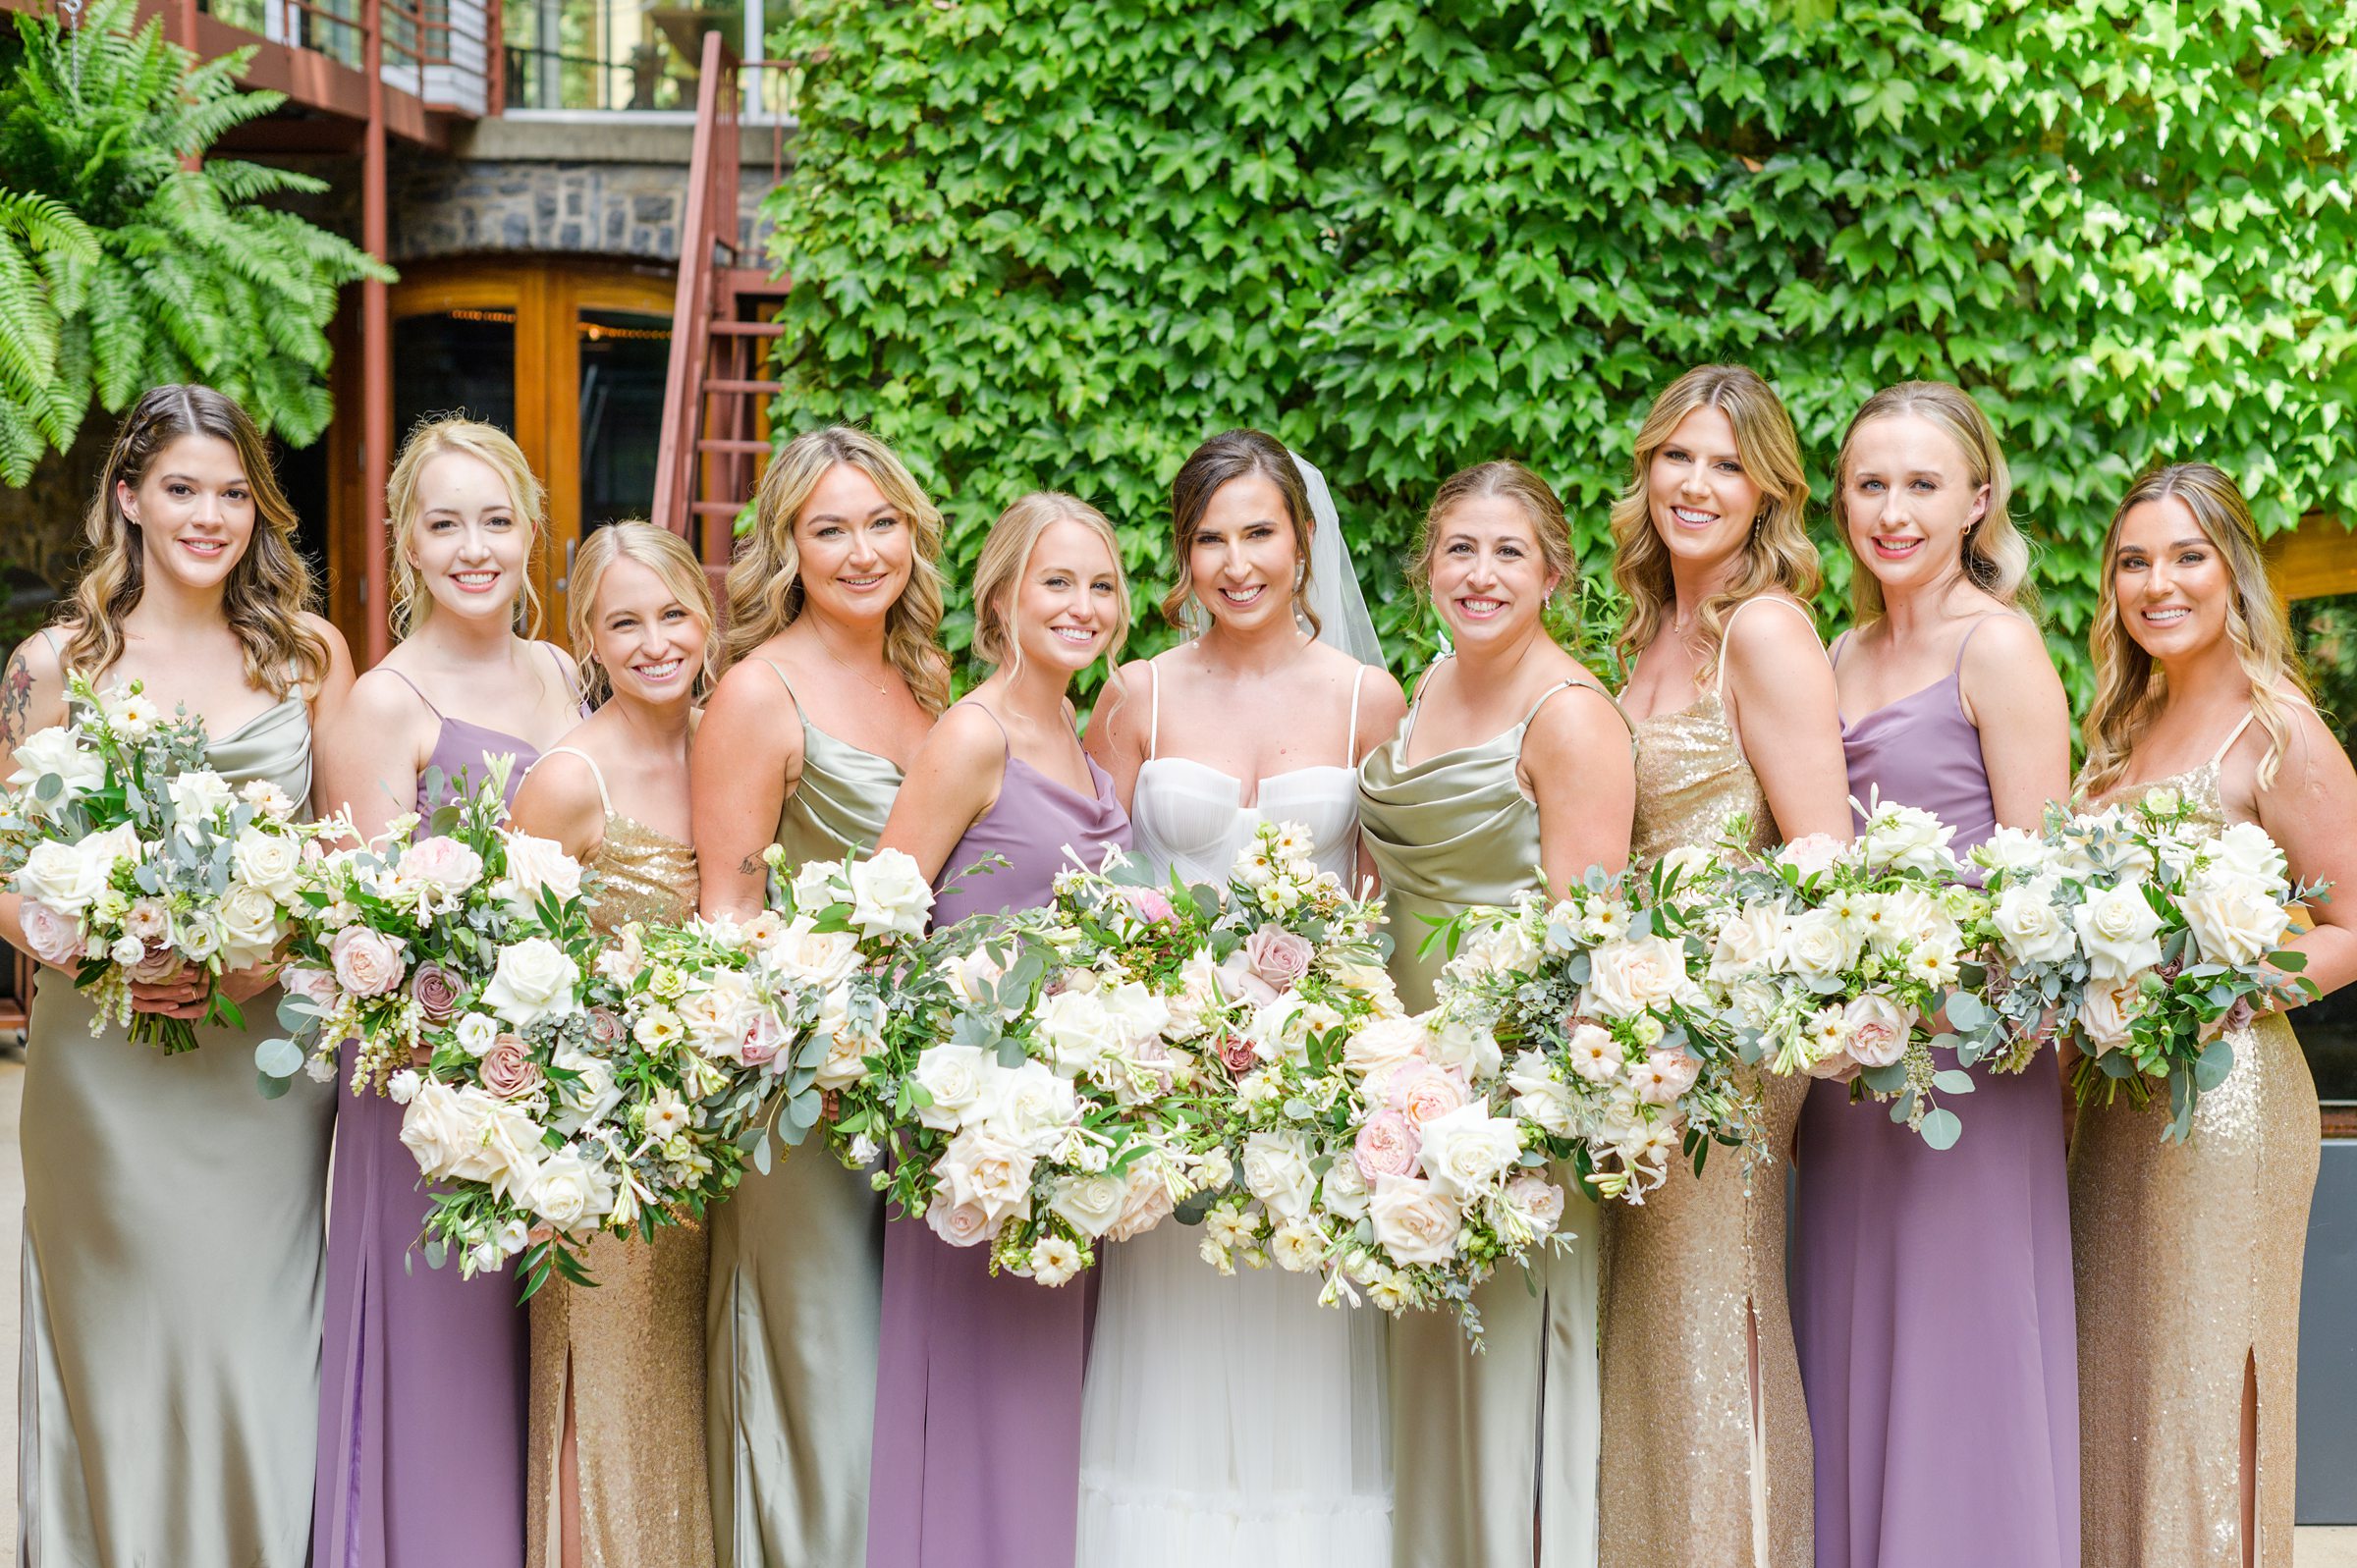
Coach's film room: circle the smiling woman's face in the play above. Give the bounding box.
[1646,405,1762,576]
[2111,495,2233,664]
[1426,493,1557,649]
[121,433,258,593]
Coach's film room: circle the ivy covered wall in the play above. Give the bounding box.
[759,0,2357,696]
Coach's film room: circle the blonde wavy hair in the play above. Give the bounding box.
[1835,381,2035,622]
[725,425,951,715]
[58,384,330,696]
[385,416,548,640]
[566,522,719,708]
[970,491,1131,694]
[1609,364,1817,681]
[1406,460,1577,599]
[2080,463,2312,799]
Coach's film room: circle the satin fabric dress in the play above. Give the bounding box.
[1600,606,1813,1568]
[20,690,336,1568]
[1356,664,1622,1568]
[707,669,904,1568]
[524,747,714,1568]
[2069,715,2319,1568]
[1077,662,1391,1566]
[1790,622,2078,1568]
[865,722,1130,1568]
[315,692,539,1568]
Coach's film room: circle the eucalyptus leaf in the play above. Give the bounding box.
[1918,1108,1962,1151]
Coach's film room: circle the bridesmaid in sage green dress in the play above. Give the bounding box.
[5,387,355,1568]
[1357,461,1635,1568]
[689,428,945,1567]
[1599,366,1851,1568]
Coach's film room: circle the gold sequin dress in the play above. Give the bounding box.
[1599,680,1812,1568]
[525,748,714,1568]
[2069,719,2319,1568]
[1357,664,1630,1568]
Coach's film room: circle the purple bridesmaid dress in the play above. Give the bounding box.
[1791,618,2079,1568]
[313,679,537,1568]
[865,713,1130,1568]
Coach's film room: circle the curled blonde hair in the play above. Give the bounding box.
[385,416,548,640]
[60,384,329,696]
[970,492,1131,690]
[725,425,951,714]
[1406,460,1577,598]
[566,522,719,708]
[1835,381,2035,621]
[2080,462,2312,799]
[1609,364,1816,681]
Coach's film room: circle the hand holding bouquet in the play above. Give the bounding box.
[0,674,319,1053]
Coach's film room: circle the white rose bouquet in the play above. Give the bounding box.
[1976,791,2323,1140]
[1692,797,1997,1149]
[1430,859,1754,1207]
[0,673,322,1053]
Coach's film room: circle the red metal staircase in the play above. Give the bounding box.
[652,31,791,605]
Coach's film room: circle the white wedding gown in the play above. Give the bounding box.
[1075,667,1392,1566]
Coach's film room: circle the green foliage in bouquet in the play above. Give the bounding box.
[0,0,393,484]
[759,0,2357,698]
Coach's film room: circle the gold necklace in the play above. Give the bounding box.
[810,623,895,700]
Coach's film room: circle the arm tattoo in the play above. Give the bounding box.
[738,852,767,877]
[1,653,32,748]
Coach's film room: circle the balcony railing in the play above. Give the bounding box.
[198,0,495,117]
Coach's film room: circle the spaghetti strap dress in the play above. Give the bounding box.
[864,709,1129,1568]
[2069,712,2319,1568]
[19,683,335,1568]
[1790,617,2077,1568]
[521,747,714,1568]
[1597,595,1817,1568]
[313,669,548,1568]
[705,663,905,1568]
[1357,660,1628,1568]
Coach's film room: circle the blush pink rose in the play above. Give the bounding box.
[1353,1108,1422,1183]
[130,943,186,985]
[281,965,339,1009]
[1216,1034,1260,1076]
[1504,1172,1567,1234]
[1388,1063,1471,1127]
[1104,1163,1176,1242]
[19,900,81,967]
[479,1034,543,1100]
[1243,927,1315,993]
[739,1012,787,1068]
[401,834,485,893]
[331,926,406,997]
[1214,951,1279,1008]
[585,1006,625,1048]
[1841,993,1913,1069]
[409,961,462,1024]
[924,1195,997,1248]
[1123,888,1177,925]
[1779,833,1845,880]
[1637,1048,1703,1106]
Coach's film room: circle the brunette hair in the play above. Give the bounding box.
[1163,429,1319,636]
[1406,460,1577,600]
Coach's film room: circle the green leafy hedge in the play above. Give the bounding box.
[0,0,392,485]
[760,0,2357,697]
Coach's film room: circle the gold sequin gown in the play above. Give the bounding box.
[525,778,713,1568]
[2070,734,2319,1568]
[1598,686,1811,1568]
[706,670,903,1568]
[1357,666,1629,1568]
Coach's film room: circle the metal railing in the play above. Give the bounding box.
[198,0,495,115]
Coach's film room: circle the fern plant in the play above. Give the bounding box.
[0,0,393,484]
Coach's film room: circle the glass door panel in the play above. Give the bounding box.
[394,308,518,443]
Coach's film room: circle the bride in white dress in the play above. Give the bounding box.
[1079,432,1406,1566]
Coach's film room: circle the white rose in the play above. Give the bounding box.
[1343,1012,1431,1075]
[493,831,584,910]
[1502,1172,1568,1238]
[910,1045,1004,1131]
[526,1146,618,1234]
[14,838,114,915]
[848,848,933,938]
[1415,1101,1525,1198]
[2210,822,2289,892]
[1424,1015,1504,1081]
[1047,1172,1128,1238]
[755,913,861,990]
[2073,884,2166,981]
[1974,825,2052,881]
[1993,878,2078,967]
[7,726,102,813]
[456,1011,500,1055]
[1579,935,1695,1020]
[1319,1153,1372,1219]
[1858,800,1957,876]
[480,937,583,1030]
[1779,907,1859,984]
[676,974,753,1054]
[1368,1174,1463,1266]
[789,858,847,914]
[107,933,145,967]
[1239,1131,1319,1222]
[992,1059,1079,1146]
[166,769,236,835]
[1096,980,1174,1054]
[946,946,1017,1017]
[230,827,304,901]
[1840,992,1913,1069]
[2179,871,2289,968]
[1707,904,1781,987]
[925,1194,999,1248]
[939,1127,1034,1221]
[548,1044,625,1135]
[2075,972,2147,1054]
[1035,989,1118,1077]
[217,881,286,968]
[400,1080,540,1187]
[1507,1052,1580,1138]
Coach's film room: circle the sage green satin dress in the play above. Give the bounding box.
[1357,667,1626,1568]
[19,692,336,1568]
[705,674,902,1568]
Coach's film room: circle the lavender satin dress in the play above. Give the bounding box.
[864,724,1129,1568]
[1790,620,2078,1568]
[313,691,539,1568]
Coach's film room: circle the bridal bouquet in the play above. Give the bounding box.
[1430,862,1755,1205]
[0,673,318,1053]
[1694,799,1994,1148]
[819,847,1208,1287]
[1976,791,2320,1139]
